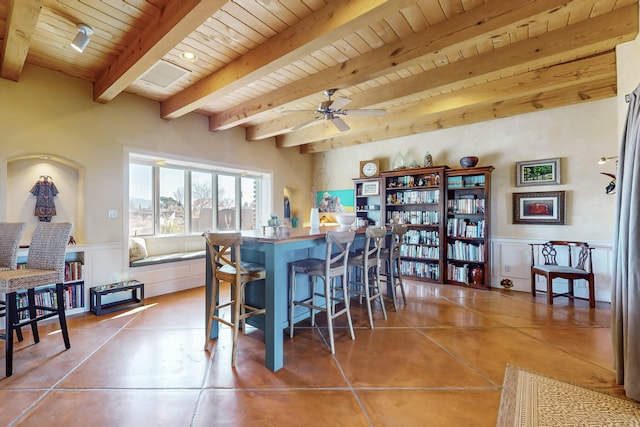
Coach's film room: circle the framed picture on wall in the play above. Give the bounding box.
[516,158,561,186]
[361,181,380,196]
[513,191,566,225]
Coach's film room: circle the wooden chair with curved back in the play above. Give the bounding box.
[529,240,595,308]
[203,232,266,367]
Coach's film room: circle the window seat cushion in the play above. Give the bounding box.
[130,250,206,267]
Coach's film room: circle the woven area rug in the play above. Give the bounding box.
[497,364,640,426]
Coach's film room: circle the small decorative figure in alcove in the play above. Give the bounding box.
[30,175,59,222]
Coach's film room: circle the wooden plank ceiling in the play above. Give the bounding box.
[1,0,637,153]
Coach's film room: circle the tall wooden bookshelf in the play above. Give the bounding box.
[361,165,493,289]
[444,166,493,289]
[381,166,448,283]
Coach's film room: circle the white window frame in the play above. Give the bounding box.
[127,152,270,237]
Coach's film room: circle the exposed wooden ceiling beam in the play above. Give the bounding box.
[160,0,414,120]
[278,51,617,148]
[300,78,617,154]
[213,0,576,132]
[273,4,636,147]
[1,0,42,81]
[93,0,226,103]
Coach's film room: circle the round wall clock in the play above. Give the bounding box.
[360,160,380,177]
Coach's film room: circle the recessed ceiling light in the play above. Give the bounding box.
[180,51,198,62]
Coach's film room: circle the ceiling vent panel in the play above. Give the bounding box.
[138,60,190,88]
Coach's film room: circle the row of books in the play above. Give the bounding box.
[388,189,440,205]
[447,175,486,188]
[447,198,486,214]
[447,263,470,283]
[387,210,439,225]
[65,261,84,282]
[15,283,84,320]
[400,244,440,259]
[403,229,439,245]
[17,261,84,283]
[400,260,440,280]
[447,218,485,238]
[447,241,485,262]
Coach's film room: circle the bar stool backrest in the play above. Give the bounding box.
[364,226,387,262]
[389,224,408,259]
[325,230,356,272]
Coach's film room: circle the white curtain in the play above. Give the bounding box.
[612,83,640,401]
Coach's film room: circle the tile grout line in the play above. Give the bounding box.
[7,312,142,427]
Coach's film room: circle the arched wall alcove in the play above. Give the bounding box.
[7,154,86,245]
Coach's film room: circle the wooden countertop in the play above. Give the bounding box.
[241,226,367,244]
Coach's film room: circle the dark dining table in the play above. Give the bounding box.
[205,225,369,372]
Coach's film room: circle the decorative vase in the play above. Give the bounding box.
[268,214,281,227]
[310,207,320,229]
[460,156,479,168]
[424,151,433,167]
[392,151,406,170]
[470,267,484,285]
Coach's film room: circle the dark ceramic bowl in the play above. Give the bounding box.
[460,156,479,168]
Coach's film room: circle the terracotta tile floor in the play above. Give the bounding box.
[0,281,622,426]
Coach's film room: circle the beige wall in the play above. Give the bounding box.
[318,99,619,243]
[0,62,624,295]
[0,65,313,244]
[316,97,619,296]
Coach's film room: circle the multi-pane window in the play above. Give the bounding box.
[191,171,213,235]
[241,177,257,230]
[129,163,154,236]
[159,167,185,234]
[128,156,266,236]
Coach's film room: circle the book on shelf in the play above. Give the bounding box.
[64,261,83,282]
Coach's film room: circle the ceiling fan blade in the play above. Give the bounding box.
[328,96,351,111]
[281,109,320,114]
[342,109,386,116]
[291,116,322,131]
[331,116,350,132]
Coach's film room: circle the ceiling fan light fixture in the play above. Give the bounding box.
[71,24,93,53]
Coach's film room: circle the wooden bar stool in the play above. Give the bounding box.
[0,222,72,377]
[348,226,387,329]
[203,232,266,367]
[379,224,408,311]
[289,230,355,354]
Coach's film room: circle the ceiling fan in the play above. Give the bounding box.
[284,89,386,132]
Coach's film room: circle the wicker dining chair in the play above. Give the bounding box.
[0,222,73,377]
[0,222,27,341]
